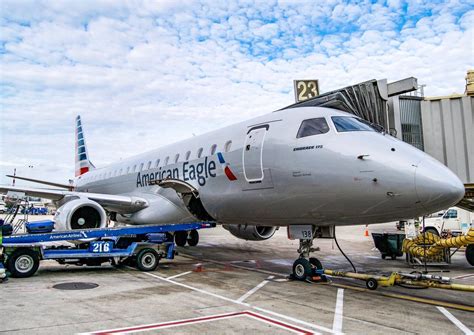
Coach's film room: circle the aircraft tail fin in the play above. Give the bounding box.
[75,115,95,177]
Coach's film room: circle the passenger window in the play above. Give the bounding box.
[297,118,330,138]
[197,148,203,158]
[155,159,160,168]
[224,140,232,152]
[119,168,122,175]
[210,144,217,155]
[147,161,152,170]
[139,163,144,171]
[174,154,179,163]
[126,167,130,174]
[133,165,137,172]
[185,151,191,161]
[164,156,169,166]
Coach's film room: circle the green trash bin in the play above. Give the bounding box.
[372,233,405,260]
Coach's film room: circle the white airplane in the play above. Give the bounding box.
[0,107,464,278]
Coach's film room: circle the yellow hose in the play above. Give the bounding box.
[403,228,474,259]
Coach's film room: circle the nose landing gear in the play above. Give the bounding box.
[292,237,324,281]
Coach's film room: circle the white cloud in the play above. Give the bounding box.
[0,0,472,186]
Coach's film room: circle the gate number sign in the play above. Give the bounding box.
[294,80,320,102]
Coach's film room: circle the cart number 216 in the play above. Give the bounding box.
[91,241,112,253]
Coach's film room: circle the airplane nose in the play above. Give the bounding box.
[415,159,465,213]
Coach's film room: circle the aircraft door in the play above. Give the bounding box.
[243,125,269,182]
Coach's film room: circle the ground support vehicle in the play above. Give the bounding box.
[0,221,215,278]
[422,207,473,237]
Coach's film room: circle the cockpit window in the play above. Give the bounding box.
[296,118,330,138]
[331,116,376,132]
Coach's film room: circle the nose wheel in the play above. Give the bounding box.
[292,257,323,281]
[292,258,312,280]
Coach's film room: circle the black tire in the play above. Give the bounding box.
[309,257,323,270]
[136,248,160,272]
[187,230,199,247]
[466,245,474,266]
[175,231,187,247]
[381,254,386,260]
[7,248,40,278]
[424,228,439,236]
[292,258,312,281]
[366,278,378,290]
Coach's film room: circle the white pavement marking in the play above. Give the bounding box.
[437,307,473,335]
[133,268,335,334]
[332,289,344,334]
[453,273,474,280]
[237,276,274,303]
[167,271,192,280]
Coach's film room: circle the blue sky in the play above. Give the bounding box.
[0,0,473,185]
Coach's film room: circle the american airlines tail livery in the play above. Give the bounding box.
[0,106,464,274]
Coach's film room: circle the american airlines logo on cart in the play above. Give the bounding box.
[136,153,237,188]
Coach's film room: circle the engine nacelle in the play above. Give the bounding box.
[54,198,107,231]
[223,224,277,241]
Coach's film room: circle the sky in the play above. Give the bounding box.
[0,0,473,186]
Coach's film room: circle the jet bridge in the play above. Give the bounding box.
[282,77,418,131]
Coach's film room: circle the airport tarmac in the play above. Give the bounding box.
[0,217,473,334]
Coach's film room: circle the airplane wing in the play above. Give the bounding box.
[0,185,148,213]
[6,174,73,190]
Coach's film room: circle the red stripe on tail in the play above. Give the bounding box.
[78,167,89,176]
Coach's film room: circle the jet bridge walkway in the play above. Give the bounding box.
[281,77,418,132]
[0,221,215,279]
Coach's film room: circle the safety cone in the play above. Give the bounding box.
[194,263,203,272]
[364,225,369,237]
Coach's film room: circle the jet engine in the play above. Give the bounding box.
[54,198,107,231]
[223,224,277,241]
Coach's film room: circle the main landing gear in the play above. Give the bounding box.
[292,237,323,281]
[174,229,199,247]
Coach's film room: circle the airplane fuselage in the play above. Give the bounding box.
[75,107,464,227]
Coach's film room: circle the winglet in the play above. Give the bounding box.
[75,115,95,177]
